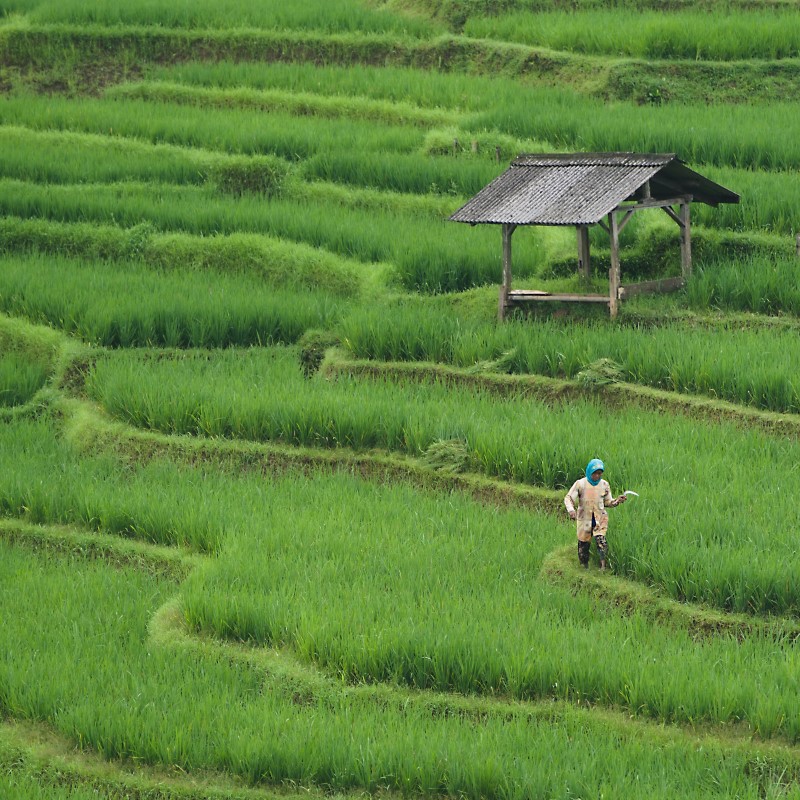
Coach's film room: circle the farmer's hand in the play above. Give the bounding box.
[568,511,577,520]
[617,495,627,504]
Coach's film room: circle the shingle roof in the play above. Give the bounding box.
[450,152,739,226]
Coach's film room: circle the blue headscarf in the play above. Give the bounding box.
[585,458,605,486]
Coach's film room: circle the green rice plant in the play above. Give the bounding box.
[83,345,800,614]
[145,59,547,113]
[0,216,364,297]
[0,124,215,185]
[293,179,458,218]
[0,94,424,161]
[106,81,459,128]
[688,256,800,315]
[0,181,542,293]
[0,353,50,407]
[470,90,800,171]
[695,166,800,236]
[0,419,228,551]
[0,252,347,347]
[26,0,442,36]
[2,542,795,799]
[5,418,800,754]
[0,313,61,407]
[340,303,800,413]
[463,9,800,61]
[300,150,502,197]
[0,124,289,196]
[179,468,800,736]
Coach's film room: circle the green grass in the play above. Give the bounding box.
[2,1,800,794]
[25,0,443,36]
[471,92,800,170]
[688,256,800,315]
[106,80,459,127]
[0,179,543,293]
[4,417,800,766]
[0,252,348,347]
[0,93,425,161]
[464,8,800,60]
[340,302,800,412]
[83,345,800,616]
[0,353,49,406]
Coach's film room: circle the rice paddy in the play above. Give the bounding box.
[3,0,800,796]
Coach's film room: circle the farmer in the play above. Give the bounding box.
[564,458,626,571]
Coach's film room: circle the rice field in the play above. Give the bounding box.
[340,304,800,413]
[3,0,800,796]
[464,8,800,60]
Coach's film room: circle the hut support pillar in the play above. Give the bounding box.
[499,223,517,321]
[576,225,591,282]
[609,211,621,318]
[679,200,692,280]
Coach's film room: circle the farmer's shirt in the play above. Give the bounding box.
[564,477,616,542]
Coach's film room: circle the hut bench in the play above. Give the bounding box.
[449,153,739,319]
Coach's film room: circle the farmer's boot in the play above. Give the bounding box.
[578,540,590,569]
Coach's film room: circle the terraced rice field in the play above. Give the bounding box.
[3,1,800,797]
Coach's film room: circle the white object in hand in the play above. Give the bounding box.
[623,490,639,497]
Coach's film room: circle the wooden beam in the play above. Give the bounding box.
[498,223,516,321]
[618,276,685,300]
[576,225,591,281]
[617,208,636,233]
[621,196,690,211]
[680,201,692,280]
[661,205,682,226]
[609,211,621,318]
[508,291,610,304]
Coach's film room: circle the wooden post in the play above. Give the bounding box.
[453,138,459,156]
[796,234,800,258]
[495,146,501,164]
[609,211,621,318]
[499,223,515,321]
[471,140,478,154]
[576,225,591,282]
[679,200,692,280]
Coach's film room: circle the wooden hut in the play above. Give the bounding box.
[449,152,740,319]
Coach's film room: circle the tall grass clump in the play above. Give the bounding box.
[1,538,795,797]
[0,182,542,293]
[340,304,800,412]
[688,256,800,315]
[0,252,346,347]
[0,95,424,161]
[27,0,442,35]
[463,9,800,61]
[84,345,800,615]
[0,353,50,407]
[470,90,800,171]
[0,216,363,297]
[0,419,227,551]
